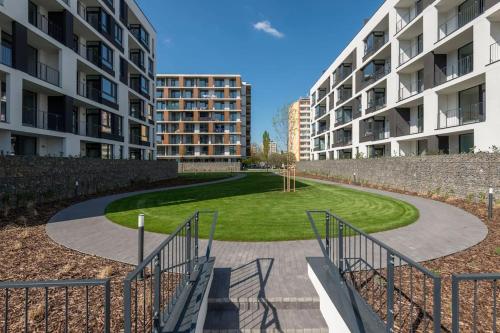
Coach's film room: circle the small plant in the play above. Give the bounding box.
[495,247,500,256]
[478,192,487,204]
[465,193,475,203]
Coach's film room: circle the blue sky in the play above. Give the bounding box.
[136,0,383,145]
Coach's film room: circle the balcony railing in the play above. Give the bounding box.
[360,62,391,90]
[366,95,386,114]
[434,55,473,86]
[396,1,423,33]
[437,102,484,129]
[363,35,388,61]
[27,61,60,86]
[399,39,423,66]
[332,134,352,148]
[438,1,484,41]
[335,112,353,126]
[315,106,327,119]
[337,89,352,105]
[398,79,423,101]
[490,41,500,64]
[130,134,150,146]
[29,11,63,42]
[22,107,64,132]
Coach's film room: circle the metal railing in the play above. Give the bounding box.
[29,11,63,42]
[396,1,423,33]
[123,211,218,333]
[363,35,388,60]
[0,279,111,332]
[438,2,484,41]
[307,211,442,333]
[337,89,352,105]
[399,79,423,101]
[490,42,500,64]
[360,62,391,90]
[335,111,353,126]
[22,107,64,132]
[434,55,473,86]
[399,39,423,66]
[315,106,327,119]
[130,134,150,146]
[366,95,386,114]
[451,273,499,333]
[437,102,484,129]
[27,61,60,87]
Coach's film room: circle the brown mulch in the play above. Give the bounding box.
[297,172,500,332]
[0,175,227,331]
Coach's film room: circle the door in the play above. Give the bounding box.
[438,136,449,154]
[459,84,483,124]
[22,90,37,127]
[458,42,473,76]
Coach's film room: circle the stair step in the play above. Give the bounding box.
[208,297,320,310]
[203,308,328,331]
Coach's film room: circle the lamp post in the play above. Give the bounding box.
[138,214,145,278]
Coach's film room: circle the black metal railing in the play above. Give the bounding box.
[307,211,442,333]
[22,107,64,132]
[123,211,218,333]
[438,1,484,41]
[27,61,60,87]
[451,273,499,333]
[29,11,63,42]
[0,279,111,332]
[434,55,473,86]
[437,102,484,129]
[130,134,150,146]
[490,42,500,64]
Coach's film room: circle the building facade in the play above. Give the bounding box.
[155,74,251,162]
[270,140,278,155]
[310,0,500,160]
[288,97,311,161]
[0,0,156,159]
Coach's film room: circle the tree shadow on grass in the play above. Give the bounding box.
[105,173,311,214]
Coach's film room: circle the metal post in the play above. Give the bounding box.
[433,276,442,333]
[138,214,144,279]
[488,187,494,220]
[325,212,331,260]
[386,252,395,332]
[104,280,111,333]
[451,276,459,333]
[186,219,192,279]
[338,221,344,273]
[152,254,161,333]
[194,212,199,264]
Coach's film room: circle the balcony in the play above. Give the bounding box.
[332,65,353,87]
[490,42,500,64]
[315,106,327,119]
[395,1,423,33]
[398,78,423,101]
[130,134,150,146]
[335,110,353,126]
[27,60,60,87]
[366,95,386,114]
[22,107,64,132]
[399,37,423,66]
[437,102,484,129]
[360,61,391,90]
[438,1,484,41]
[332,131,352,148]
[337,88,352,105]
[363,34,388,61]
[434,55,473,86]
[28,10,63,43]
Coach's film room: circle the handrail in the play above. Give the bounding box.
[438,2,483,41]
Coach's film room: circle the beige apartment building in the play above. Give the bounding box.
[155,74,251,162]
[288,98,311,161]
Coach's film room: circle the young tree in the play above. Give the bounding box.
[262,131,271,158]
[272,103,295,167]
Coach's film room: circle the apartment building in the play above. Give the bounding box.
[310,0,500,160]
[155,74,251,162]
[288,97,311,161]
[270,140,278,154]
[0,0,156,159]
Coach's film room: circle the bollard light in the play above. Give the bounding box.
[138,214,145,279]
[488,188,494,220]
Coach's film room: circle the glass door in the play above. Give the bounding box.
[458,42,473,76]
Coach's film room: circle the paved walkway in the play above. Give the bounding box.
[46,174,487,331]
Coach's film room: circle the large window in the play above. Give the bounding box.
[114,24,123,46]
[459,133,474,153]
[1,32,13,67]
[101,43,113,70]
[101,77,117,103]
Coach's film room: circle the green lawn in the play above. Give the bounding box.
[105,173,419,242]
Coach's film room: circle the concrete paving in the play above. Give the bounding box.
[46,174,487,331]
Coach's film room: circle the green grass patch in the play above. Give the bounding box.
[106,173,419,242]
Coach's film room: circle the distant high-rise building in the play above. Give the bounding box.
[270,140,278,154]
[288,98,311,161]
[155,74,251,162]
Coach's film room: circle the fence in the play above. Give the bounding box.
[307,210,442,332]
[123,210,218,333]
[0,279,111,332]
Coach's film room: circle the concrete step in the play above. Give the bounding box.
[203,298,328,332]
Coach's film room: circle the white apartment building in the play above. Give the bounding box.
[310,0,500,160]
[0,0,156,159]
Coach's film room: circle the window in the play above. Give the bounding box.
[459,133,474,153]
[101,43,113,70]
[1,32,13,67]
[130,49,145,69]
[184,90,193,98]
[114,24,123,46]
[169,78,179,87]
[170,90,181,98]
[100,11,110,33]
[155,89,163,98]
[184,79,194,87]
[417,104,424,133]
[198,79,208,87]
[214,102,224,110]
[214,79,224,87]
[148,58,153,76]
[215,91,224,98]
[101,111,112,134]
[0,81,6,122]
[101,77,117,103]
[101,144,113,159]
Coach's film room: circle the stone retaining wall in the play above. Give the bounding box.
[0,156,178,210]
[178,162,241,173]
[297,154,500,200]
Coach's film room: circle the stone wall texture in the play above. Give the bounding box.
[297,154,500,199]
[0,156,178,210]
[178,162,241,173]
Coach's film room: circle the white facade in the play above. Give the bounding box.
[0,0,156,159]
[310,0,500,160]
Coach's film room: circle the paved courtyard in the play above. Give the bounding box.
[46,174,487,331]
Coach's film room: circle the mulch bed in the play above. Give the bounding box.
[297,172,499,332]
[0,175,227,331]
